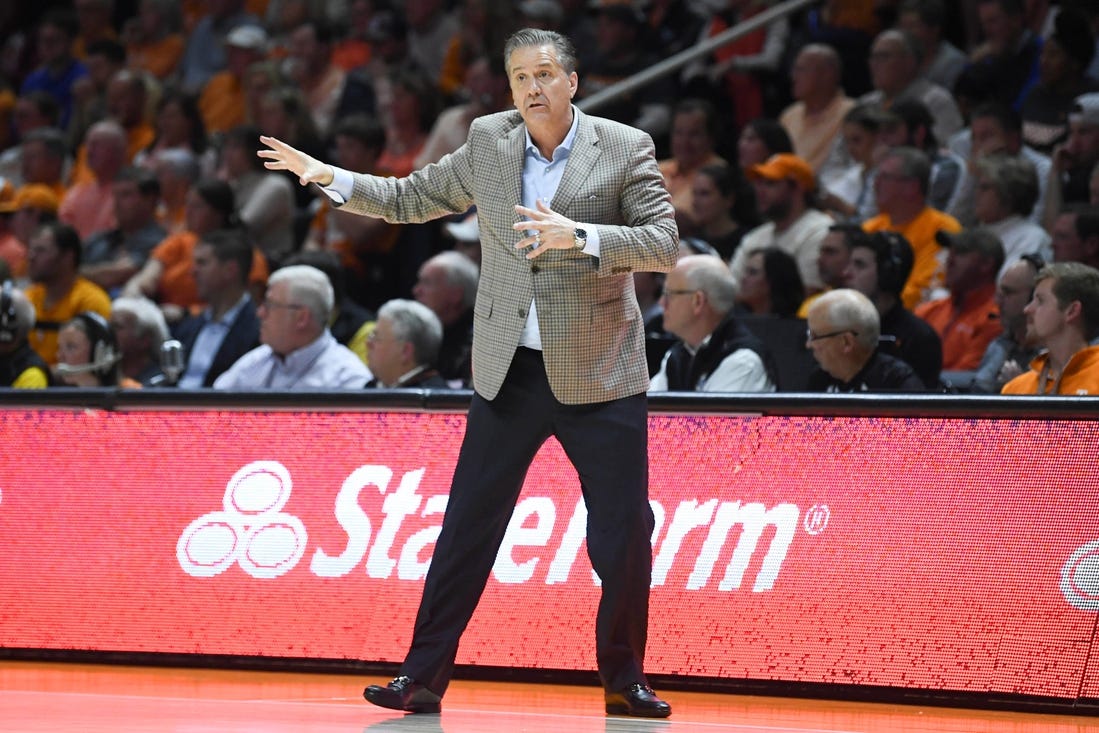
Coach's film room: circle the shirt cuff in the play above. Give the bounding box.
[579,224,600,257]
[321,166,355,205]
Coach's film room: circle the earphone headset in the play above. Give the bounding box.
[872,232,914,297]
[54,311,121,382]
[0,282,17,345]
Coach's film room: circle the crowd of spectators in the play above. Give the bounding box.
[1,0,1099,395]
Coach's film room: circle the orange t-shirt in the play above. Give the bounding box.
[862,207,962,309]
[128,34,186,80]
[151,230,270,308]
[1001,346,1099,395]
[914,284,1002,371]
[198,71,246,135]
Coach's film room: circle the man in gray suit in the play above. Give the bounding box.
[259,28,678,718]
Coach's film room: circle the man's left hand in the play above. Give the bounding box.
[513,200,579,260]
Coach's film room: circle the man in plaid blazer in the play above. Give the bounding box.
[260,28,678,718]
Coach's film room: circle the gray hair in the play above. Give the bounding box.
[504,28,578,75]
[883,146,931,196]
[269,265,334,327]
[427,250,480,309]
[975,154,1039,218]
[680,254,737,315]
[812,288,881,349]
[378,298,443,367]
[153,148,201,183]
[111,296,169,346]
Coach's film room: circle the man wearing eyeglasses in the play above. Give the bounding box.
[648,255,776,393]
[805,288,925,392]
[213,264,371,389]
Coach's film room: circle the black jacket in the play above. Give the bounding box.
[0,341,50,386]
[663,313,777,391]
[808,351,926,393]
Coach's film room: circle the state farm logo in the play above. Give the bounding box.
[1061,540,1099,611]
[178,461,828,591]
[176,461,308,579]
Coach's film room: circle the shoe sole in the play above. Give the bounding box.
[363,688,441,714]
[605,703,671,718]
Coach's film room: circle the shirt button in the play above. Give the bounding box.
[531,265,541,274]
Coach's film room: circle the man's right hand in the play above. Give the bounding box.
[257,135,334,187]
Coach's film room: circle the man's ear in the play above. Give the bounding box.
[1064,299,1083,326]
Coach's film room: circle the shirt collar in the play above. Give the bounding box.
[523,105,580,164]
[276,330,333,370]
[203,292,250,326]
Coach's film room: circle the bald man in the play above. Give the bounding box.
[779,44,855,173]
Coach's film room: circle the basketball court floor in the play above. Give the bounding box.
[2,661,1098,732]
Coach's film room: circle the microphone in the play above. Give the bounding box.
[55,340,121,377]
[54,361,107,376]
[160,339,185,385]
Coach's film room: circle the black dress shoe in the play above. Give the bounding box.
[363,675,442,714]
[605,683,672,718]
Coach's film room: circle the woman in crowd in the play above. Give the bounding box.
[689,163,758,261]
[735,246,805,318]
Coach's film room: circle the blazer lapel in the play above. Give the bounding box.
[551,111,601,216]
[498,126,525,219]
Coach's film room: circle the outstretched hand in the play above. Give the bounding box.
[513,199,579,260]
[257,135,334,187]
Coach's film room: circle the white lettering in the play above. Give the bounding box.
[686,501,799,592]
[652,499,719,587]
[308,465,390,577]
[494,497,556,584]
[397,494,448,580]
[546,499,587,585]
[188,461,808,593]
[366,468,427,578]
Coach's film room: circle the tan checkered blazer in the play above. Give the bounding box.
[339,108,678,404]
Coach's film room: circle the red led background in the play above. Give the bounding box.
[1,408,1097,701]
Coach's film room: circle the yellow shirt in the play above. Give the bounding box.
[26,277,112,365]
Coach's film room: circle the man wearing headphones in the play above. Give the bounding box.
[840,227,943,389]
[0,286,50,388]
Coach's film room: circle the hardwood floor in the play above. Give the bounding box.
[1,661,1097,732]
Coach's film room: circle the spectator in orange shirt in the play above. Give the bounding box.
[71,0,118,60]
[915,228,1003,371]
[199,25,269,136]
[5,185,62,281]
[658,99,727,237]
[1002,261,1099,395]
[120,178,268,324]
[19,128,70,203]
[377,68,435,178]
[862,146,962,308]
[124,0,186,81]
